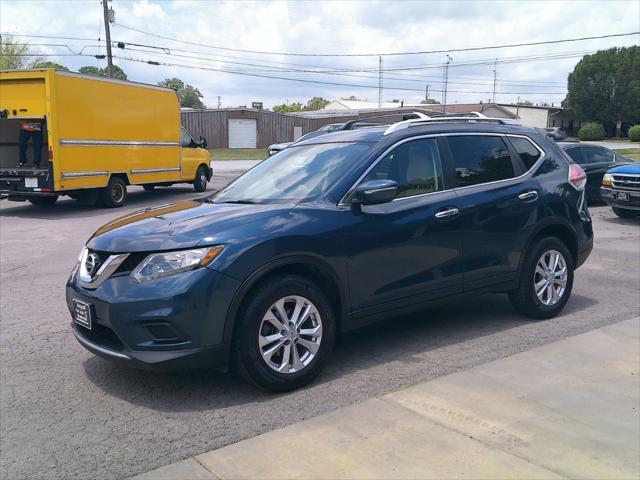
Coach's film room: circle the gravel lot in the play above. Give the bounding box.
[1,172,638,479]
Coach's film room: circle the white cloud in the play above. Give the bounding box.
[1,0,638,108]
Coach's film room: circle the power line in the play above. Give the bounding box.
[113,23,639,57]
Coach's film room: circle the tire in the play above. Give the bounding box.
[508,236,574,319]
[100,176,127,208]
[612,207,639,218]
[142,184,155,192]
[28,195,58,206]
[233,275,336,392]
[193,166,208,193]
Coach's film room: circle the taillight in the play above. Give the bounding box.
[48,147,53,160]
[568,164,587,190]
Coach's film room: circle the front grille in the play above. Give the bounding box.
[76,322,125,352]
[612,174,640,191]
[114,252,148,275]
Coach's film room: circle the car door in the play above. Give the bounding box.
[441,133,543,291]
[180,127,203,180]
[342,137,464,319]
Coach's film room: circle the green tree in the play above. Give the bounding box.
[158,77,205,109]
[0,36,43,70]
[33,61,69,71]
[273,102,305,113]
[305,96,330,111]
[79,65,127,80]
[563,46,640,132]
[341,95,361,101]
[420,98,440,104]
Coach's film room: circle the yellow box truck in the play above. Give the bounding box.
[0,69,211,207]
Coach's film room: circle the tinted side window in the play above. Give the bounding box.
[363,138,442,199]
[509,136,541,170]
[565,147,585,164]
[583,146,613,164]
[447,135,515,187]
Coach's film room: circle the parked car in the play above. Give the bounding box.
[600,163,640,218]
[543,127,567,141]
[559,143,632,203]
[67,116,593,392]
[267,123,344,155]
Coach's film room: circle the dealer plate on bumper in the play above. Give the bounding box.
[614,191,629,201]
[24,177,38,188]
[72,299,92,330]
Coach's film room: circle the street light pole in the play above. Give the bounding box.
[102,0,114,78]
[443,54,453,112]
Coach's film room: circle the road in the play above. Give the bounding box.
[1,173,639,479]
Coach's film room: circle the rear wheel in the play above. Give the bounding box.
[100,177,127,208]
[233,275,335,392]
[508,236,574,319]
[193,166,208,193]
[28,196,58,206]
[612,207,639,218]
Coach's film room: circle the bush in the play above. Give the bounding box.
[629,125,640,142]
[578,122,606,141]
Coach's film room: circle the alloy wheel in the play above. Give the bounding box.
[258,295,323,374]
[534,249,567,306]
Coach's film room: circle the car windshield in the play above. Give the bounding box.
[212,142,371,204]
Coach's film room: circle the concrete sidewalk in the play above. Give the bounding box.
[133,317,640,480]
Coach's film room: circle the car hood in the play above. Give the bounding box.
[87,199,293,252]
[608,163,640,174]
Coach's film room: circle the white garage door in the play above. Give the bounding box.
[228,119,257,148]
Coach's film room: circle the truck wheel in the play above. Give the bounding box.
[612,207,639,218]
[101,177,127,208]
[193,166,208,193]
[28,196,58,206]
[233,275,335,392]
[142,184,155,192]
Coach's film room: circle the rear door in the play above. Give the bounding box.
[441,133,543,291]
[343,137,464,318]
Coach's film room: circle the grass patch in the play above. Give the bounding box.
[209,148,268,160]
[616,148,640,162]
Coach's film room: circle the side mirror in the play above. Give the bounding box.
[354,179,399,205]
[199,136,208,149]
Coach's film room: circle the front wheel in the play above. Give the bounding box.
[193,166,208,193]
[612,207,639,218]
[100,177,127,208]
[508,236,574,319]
[233,275,336,392]
[28,195,58,206]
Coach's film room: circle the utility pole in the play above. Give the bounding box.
[442,54,453,112]
[102,0,114,78]
[425,84,429,103]
[492,58,497,103]
[378,56,383,108]
[217,96,221,109]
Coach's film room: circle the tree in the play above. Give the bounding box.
[305,96,330,111]
[273,102,305,113]
[32,61,69,71]
[341,95,361,101]
[420,98,440,104]
[563,46,640,133]
[517,100,534,106]
[158,77,205,109]
[79,65,128,80]
[0,36,43,70]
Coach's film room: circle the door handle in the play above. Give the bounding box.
[434,207,459,219]
[518,190,538,201]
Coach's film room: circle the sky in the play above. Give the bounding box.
[1,0,639,109]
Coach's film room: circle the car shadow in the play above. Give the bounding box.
[600,214,640,226]
[82,292,598,412]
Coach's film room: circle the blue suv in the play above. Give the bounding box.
[67,115,594,391]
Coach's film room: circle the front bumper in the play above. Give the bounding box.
[600,187,640,211]
[66,265,241,371]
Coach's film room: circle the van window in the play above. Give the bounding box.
[447,135,515,187]
[509,136,541,170]
[363,138,443,199]
[180,128,194,147]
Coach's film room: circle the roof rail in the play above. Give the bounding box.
[340,111,430,131]
[383,113,519,135]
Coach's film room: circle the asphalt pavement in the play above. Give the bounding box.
[0,173,638,480]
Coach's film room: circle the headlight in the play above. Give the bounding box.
[602,173,612,187]
[131,246,223,283]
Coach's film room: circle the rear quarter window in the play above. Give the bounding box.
[509,136,542,170]
[446,135,516,188]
